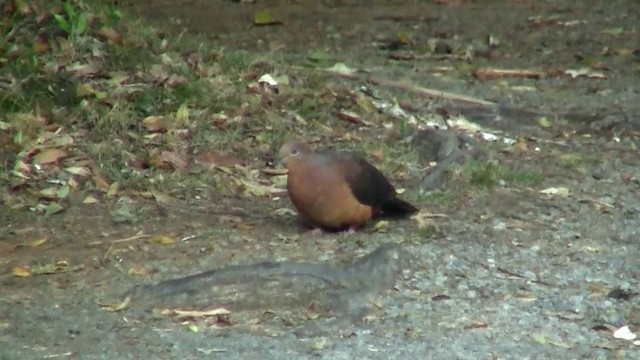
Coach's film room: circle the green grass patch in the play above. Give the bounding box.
[463,159,501,187]
[0,0,431,216]
[461,160,544,187]
[557,152,599,169]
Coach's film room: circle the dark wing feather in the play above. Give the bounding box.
[334,152,418,215]
[338,154,397,206]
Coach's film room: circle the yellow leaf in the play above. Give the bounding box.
[374,220,389,232]
[82,195,99,204]
[12,266,32,277]
[175,103,189,124]
[76,83,96,97]
[98,296,131,312]
[146,234,178,245]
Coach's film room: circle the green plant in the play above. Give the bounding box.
[53,0,88,37]
[465,159,501,187]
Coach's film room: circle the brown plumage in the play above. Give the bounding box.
[278,140,418,231]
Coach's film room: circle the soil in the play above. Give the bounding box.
[2,0,640,359]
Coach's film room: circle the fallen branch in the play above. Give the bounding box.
[320,67,497,107]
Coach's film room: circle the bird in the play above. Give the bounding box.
[277,140,418,232]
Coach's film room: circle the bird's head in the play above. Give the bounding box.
[277,140,313,169]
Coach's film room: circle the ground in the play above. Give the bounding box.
[1,0,639,359]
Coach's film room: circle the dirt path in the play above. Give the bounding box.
[2,0,639,359]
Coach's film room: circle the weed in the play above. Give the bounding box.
[557,153,598,169]
[464,159,501,187]
[54,0,88,37]
[503,167,544,184]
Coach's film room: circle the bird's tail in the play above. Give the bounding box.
[381,196,419,217]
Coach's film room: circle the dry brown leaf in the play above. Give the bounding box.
[149,150,190,170]
[93,174,110,191]
[143,116,168,133]
[196,151,244,168]
[411,211,447,229]
[98,296,131,312]
[336,110,371,125]
[239,179,286,196]
[128,265,154,276]
[366,149,385,162]
[464,320,489,329]
[34,36,50,54]
[32,148,67,165]
[211,112,229,128]
[65,166,91,176]
[96,26,123,44]
[67,63,102,77]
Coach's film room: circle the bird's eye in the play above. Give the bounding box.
[290,149,299,156]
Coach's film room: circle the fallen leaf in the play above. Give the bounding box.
[149,150,190,170]
[96,26,123,44]
[167,308,231,318]
[565,68,606,79]
[146,234,178,245]
[464,321,488,329]
[539,187,570,197]
[600,27,624,35]
[65,166,91,176]
[254,9,283,25]
[151,190,177,207]
[373,220,389,232]
[613,326,637,340]
[175,103,189,124]
[44,202,65,215]
[12,266,32,277]
[337,110,371,125]
[82,195,99,204]
[326,62,357,76]
[411,211,446,229]
[239,179,286,196]
[128,265,154,276]
[32,148,67,165]
[531,333,547,344]
[98,296,131,312]
[76,83,96,97]
[537,116,552,128]
[271,207,297,217]
[16,237,48,248]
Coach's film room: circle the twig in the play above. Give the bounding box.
[578,197,615,209]
[88,231,150,246]
[320,67,496,107]
[291,64,496,107]
[462,257,555,287]
[368,77,497,107]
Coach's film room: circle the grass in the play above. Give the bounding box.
[557,152,599,169]
[1,0,415,215]
[461,159,544,187]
